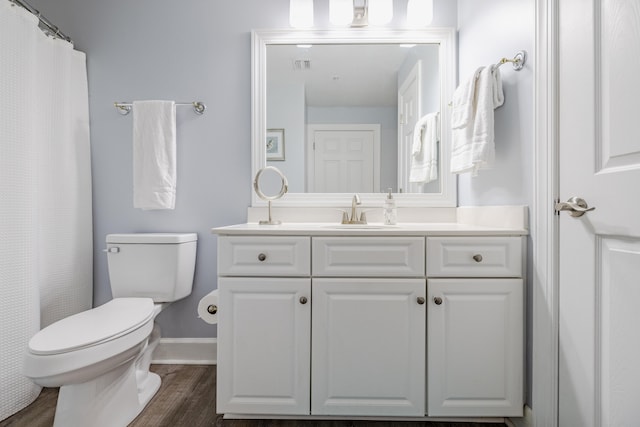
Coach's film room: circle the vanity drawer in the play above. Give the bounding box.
[312,237,425,277]
[427,237,523,277]
[218,236,310,276]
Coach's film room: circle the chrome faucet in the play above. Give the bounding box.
[341,194,367,224]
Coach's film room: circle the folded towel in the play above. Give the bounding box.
[409,112,439,184]
[451,65,504,175]
[132,100,177,210]
[450,67,483,129]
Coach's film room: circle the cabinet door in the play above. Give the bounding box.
[427,279,523,417]
[312,278,426,416]
[217,278,310,415]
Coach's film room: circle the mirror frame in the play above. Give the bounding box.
[252,28,457,207]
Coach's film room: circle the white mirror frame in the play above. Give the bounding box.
[251,28,457,207]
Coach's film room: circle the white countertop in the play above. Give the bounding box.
[211,222,528,236]
[213,205,529,236]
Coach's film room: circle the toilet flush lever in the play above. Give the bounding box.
[103,247,120,253]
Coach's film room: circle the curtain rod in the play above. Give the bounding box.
[9,0,72,43]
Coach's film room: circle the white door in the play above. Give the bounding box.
[398,61,421,193]
[217,278,311,415]
[311,278,426,416]
[427,279,523,417]
[558,1,640,426]
[308,124,380,193]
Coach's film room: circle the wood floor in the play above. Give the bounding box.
[0,365,506,427]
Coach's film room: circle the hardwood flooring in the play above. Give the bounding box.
[0,365,506,427]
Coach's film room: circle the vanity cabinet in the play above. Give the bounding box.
[214,231,524,420]
[216,236,311,415]
[311,279,426,416]
[310,237,426,416]
[426,237,524,417]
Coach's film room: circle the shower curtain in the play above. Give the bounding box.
[0,0,92,420]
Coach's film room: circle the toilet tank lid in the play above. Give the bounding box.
[106,233,197,244]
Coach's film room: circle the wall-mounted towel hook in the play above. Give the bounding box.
[113,101,207,116]
[497,50,527,71]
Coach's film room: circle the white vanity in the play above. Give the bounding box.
[212,207,526,421]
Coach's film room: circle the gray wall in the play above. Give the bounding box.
[458,0,535,407]
[267,82,306,192]
[28,3,534,397]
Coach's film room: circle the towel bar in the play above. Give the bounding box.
[114,101,206,116]
[496,51,527,71]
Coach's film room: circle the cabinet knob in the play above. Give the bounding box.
[258,253,267,262]
[417,297,425,305]
[299,296,308,304]
[433,296,443,305]
[472,254,483,263]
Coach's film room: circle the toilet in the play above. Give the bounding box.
[23,233,197,427]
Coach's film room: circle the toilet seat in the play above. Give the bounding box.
[29,298,155,355]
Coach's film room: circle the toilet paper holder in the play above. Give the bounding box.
[207,304,217,315]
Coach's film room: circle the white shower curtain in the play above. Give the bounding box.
[0,0,92,420]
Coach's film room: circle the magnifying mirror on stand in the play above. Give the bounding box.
[253,166,288,225]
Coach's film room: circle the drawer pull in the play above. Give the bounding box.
[299,296,308,305]
[417,297,425,305]
[472,254,483,263]
[433,296,443,305]
[258,253,267,262]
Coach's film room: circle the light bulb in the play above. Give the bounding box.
[407,0,433,27]
[368,0,393,25]
[329,0,352,26]
[290,0,314,28]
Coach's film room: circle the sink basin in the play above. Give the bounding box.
[321,224,399,230]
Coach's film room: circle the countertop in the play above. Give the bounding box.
[211,222,528,236]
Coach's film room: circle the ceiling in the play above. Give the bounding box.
[267,44,420,107]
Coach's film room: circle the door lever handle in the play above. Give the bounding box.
[555,197,595,217]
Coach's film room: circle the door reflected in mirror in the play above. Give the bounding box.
[253,30,457,207]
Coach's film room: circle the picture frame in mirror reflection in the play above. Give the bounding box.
[266,128,285,161]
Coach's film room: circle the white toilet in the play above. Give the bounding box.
[24,233,197,427]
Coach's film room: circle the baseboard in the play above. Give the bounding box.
[151,338,217,365]
[506,405,533,427]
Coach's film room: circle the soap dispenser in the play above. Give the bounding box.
[383,188,397,225]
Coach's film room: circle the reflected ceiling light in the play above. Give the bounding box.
[368,0,393,25]
[407,0,433,27]
[329,0,353,26]
[290,0,314,28]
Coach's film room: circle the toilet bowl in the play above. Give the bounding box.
[23,233,197,427]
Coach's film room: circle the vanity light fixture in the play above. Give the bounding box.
[293,0,432,28]
[367,0,393,25]
[329,0,353,26]
[407,0,433,27]
[289,0,314,28]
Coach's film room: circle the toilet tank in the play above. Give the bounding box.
[106,233,197,302]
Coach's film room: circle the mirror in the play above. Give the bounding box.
[252,29,456,207]
[253,166,289,224]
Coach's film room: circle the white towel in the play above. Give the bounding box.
[132,100,177,210]
[450,67,483,129]
[451,65,504,175]
[409,112,439,184]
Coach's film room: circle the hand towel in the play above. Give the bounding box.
[451,65,504,175]
[132,100,177,210]
[409,112,439,183]
[450,67,483,129]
